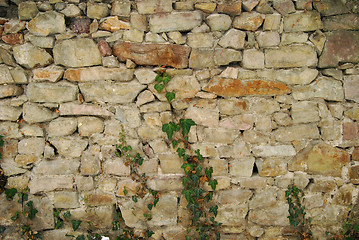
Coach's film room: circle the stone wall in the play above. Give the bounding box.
[0,0,359,239]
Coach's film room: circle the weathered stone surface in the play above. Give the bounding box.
[53,191,80,209]
[13,43,53,69]
[293,77,344,101]
[0,65,14,84]
[218,29,246,49]
[29,176,73,194]
[290,143,350,177]
[195,3,216,13]
[26,82,78,103]
[4,20,26,34]
[343,122,359,141]
[348,165,359,184]
[217,1,242,15]
[216,203,248,226]
[345,106,359,120]
[47,117,77,137]
[79,81,146,104]
[252,145,296,157]
[78,116,104,136]
[18,1,39,20]
[69,17,91,34]
[2,33,24,45]
[233,12,264,31]
[87,2,109,19]
[206,14,232,31]
[53,38,102,68]
[323,14,359,31]
[60,4,81,17]
[187,33,213,48]
[256,157,288,177]
[263,14,281,31]
[18,138,44,156]
[218,99,247,115]
[64,67,134,82]
[274,123,319,142]
[32,65,64,82]
[242,49,264,69]
[189,48,214,69]
[273,0,295,15]
[166,75,200,99]
[203,77,291,97]
[248,204,289,226]
[215,48,242,66]
[149,11,202,33]
[313,0,350,16]
[265,45,317,68]
[59,103,113,117]
[99,16,130,32]
[123,29,144,43]
[23,103,59,123]
[344,75,359,103]
[0,85,23,98]
[112,0,131,17]
[0,105,21,121]
[137,0,172,14]
[97,40,112,57]
[85,191,115,206]
[184,106,219,127]
[276,68,318,85]
[319,31,359,68]
[69,206,115,229]
[33,157,80,175]
[219,114,254,130]
[27,11,66,36]
[25,34,54,49]
[50,136,88,158]
[292,101,319,124]
[114,41,191,68]
[281,32,308,45]
[283,11,323,32]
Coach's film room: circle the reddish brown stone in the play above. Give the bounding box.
[319,31,359,68]
[352,147,359,161]
[2,33,24,45]
[0,18,8,25]
[70,17,91,34]
[203,77,291,97]
[348,165,359,184]
[97,40,112,57]
[113,41,191,68]
[217,1,242,15]
[85,192,115,206]
[343,122,359,141]
[0,26,3,38]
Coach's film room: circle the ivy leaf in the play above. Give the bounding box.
[155,75,163,82]
[195,149,203,161]
[183,189,193,202]
[154,83,164,93]
[11,212,19,222]
[76,235,85,240]
[5,188,17,201]
[205,167,213,179]
[146,230,155,238]
[172,140,178,148]
[64,211,71,218]
[208,179,218,191]
[179,119,196,138]
[71,219,82,231]
[209,205,218,217]
[194,188,204,198]
[165,92,175,103]
[26,201,38,220]
[147,203,153,210]
[182,176,191,186]
[177,148,186,158]
[123,187,128,196]
[132,196,138,203]
[153,197,160,207]
[55,218,64,229]
[162,122,180,140]
[163,75,171,85]
[205,192,213,202]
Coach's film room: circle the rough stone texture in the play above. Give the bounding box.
[23,103,59,123]
[32,65,64,82]
[26,82,78,103]
[27,11,66,36]
[274,124,319,142]
[265,45,317,68]
[53,38,102,68]
[344,75,359,103]
[18,1,39,21]
[113,41,191,68]
[233,12,264,31]
[50,136,88,158]
[79,81,146,104]
[64,67,134,82]
[87,2,109,19]
[242,49,264,69]
[313,0,350,16]
[149,11,202,33]
[319,31,359,68]
[217,1,242,16]
[137,0,172,14]
[203,77,291,97]
[13,43,53,69]
[283,11,323,32]
[291,101,319,124]
[59,103,113,117]
[47,117,77,137]
[206,14,232,31]
[218,29,246,49]
[0,85,23,98]
[323,14,359,31]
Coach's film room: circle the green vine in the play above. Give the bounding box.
[285,184,312,240]
[160,70,221,239]
[154,69,176,103]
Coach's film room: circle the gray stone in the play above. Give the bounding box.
[274,123,320,142]
[283,11,323,32]
[187,33,214,48]
[50,136,88,158]
[80,147,101,175]
[218,29,246,49]
[257,31,280,48]
[263,14,281,31]
[112,0,131,17]
[18,1,39,21]
[252,145,296,157]
[131,12,148,32]
[145,32,166,43]
[10,68,28,83]
[53,38,102,68]
[243,0,259,12]
[291,101,319,124]
[27,11,66,36]
[29,176,73,194]
[189,48,214,69]
[87,2,109,19]
[18,137,45,156]
[233,12,264,31]
[123,29,144,43]
[248,203,289,226]
[53,191,80,209]
[149,11,202,33]
[4,20,26,34]
[206,14,232,31]
[64,67,134,82]
[219,114,254,130]
[13,43,53,69]
[273,0,295,15]
[136,90,155,106]
[184,106,219,127]
[26,82,78,103]
[344,75,359,103]
[265,45,317,68]
[102,56,120,68]
[167,31,186,44]
[242,49,264,69]
[218,99,248,115]
[33,157,80,175]
[0,85,23,99]
[0,66,14,84]
[60,4,81,17]
[59,103,113,117]
[215,48,242,66]
[276,68,318,85]
[23,103,59,123]
[20,124,44,137]
[78,116,104,137]
[249,188,277,209]
[32,65,64,82]
[309,30,326,54]
[293,77,344,101]
[166,75,201,99]
[134,68,157,84]
[0,122,22,139]
[313,0,350,16]
[229,157,255,177]
[323,14,359,31]
[0,105,22,121]
[281,32,308,45]
[137,0,172,14]
[47,117,77,137]
[273,112,291,126]
[79,81,146,104]
[24,196,54,231]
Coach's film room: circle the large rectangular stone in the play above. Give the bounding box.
[265,45,317,68]
[59,103,113,117]
[149,11,202,33]
[28,176,73,194]
[137,0,172,14]
[283,11,323,32]
[274,123,320,142]
[252,145,296,157]
[64,66,134,82]
[113,41,191,68]
[26,82,78,103]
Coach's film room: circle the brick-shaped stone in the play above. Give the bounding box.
[26,82,78,103]
[149,11,202,33]
[283,11,323,32]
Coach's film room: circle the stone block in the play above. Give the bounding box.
[2,33,24,45]
[275,68,318,85]
[291,101,319,124]
[348,165,359,184]
[78,116,104,137]
[80,147,101,176]
[219,114,254,130]
[263,14,281,31]
[281,32,308,45]
[203,77,291,97]
[33,157,79,175]
[323,14,359,31]
[252,145,296,157]
[274,123,319,142]
[59,103,113,117]
[114,41,191,68]
[256,31,280,48]
[85,191,116,206]
[0,84,23,99]
[149,11,202,33]
[147,176,183,191]
[15,154,39,167]
[343,122,359,141]
[206,14,232,31]
[5,175,29,190]
[189,48,214,69]
[195,2,216,13]
[256,157,288,177]
[218,29,246,49]
[187,32,214,48]
[250,97,281,114]
[216,204,248,226]
[229,157,255,177]
[217,1,242,15]
[249,188,277,209]
[29,176,73,194]
[69,206,115,229]
[283,11,323,32]
[27,11,65,36]
[26,82,78,103]
[18,1,39,20]
[50,136,88,158]
[0,105,22,121]
[248,203,289,226]
[116,179,140,196]
[53,191,80,208]
[87,2,109,19]
[32,65,64,82]
[313,0,350,16]
[240,176,267,189]
[242,49,264,69]
[103,159,130,176]
[75,176,95,191]
[218,99,247,115]
[344,75,359,103]
[149,194,177,227]
[65,66,134,83]
[166,75,201,99]
[265,45,317,68]
[13,43,53,69]
[137,0,172,14]
[233,12,264,31]
[273,0,295,15]
[158,153,183,174]
[215,48,242,66]
[18,137,45,156]
[47,117,77,137]
[184,106,219,127]
[111,0,131,17]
